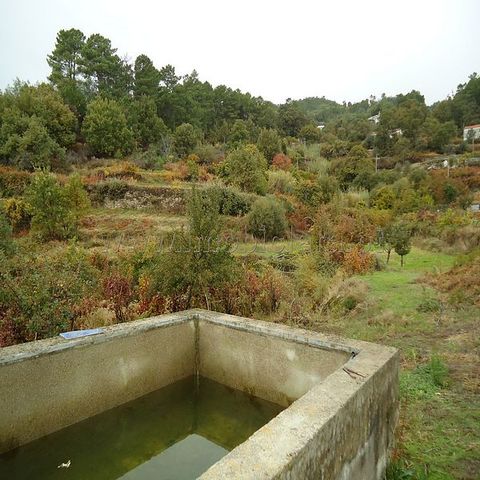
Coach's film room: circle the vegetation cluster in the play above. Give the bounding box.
[1,28,480,479]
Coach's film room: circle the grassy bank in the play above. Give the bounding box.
[306,247,479,479]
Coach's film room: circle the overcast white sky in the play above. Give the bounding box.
[1,0,478,105]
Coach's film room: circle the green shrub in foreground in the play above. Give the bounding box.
[26,172,89,241]
[247,196,287,240]
[400,355,449,400]
[0,213,15,256]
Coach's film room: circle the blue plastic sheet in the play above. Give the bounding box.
[59,328,104,339]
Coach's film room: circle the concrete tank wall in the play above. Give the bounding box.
[199,318,351,407]
[0,310,399,480]
[199,320,399,480]
[0,314,195,453]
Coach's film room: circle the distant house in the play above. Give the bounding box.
[317,123,325,130]
[463,124,480,141]
[389,128,403,138]
[368,113,380,125]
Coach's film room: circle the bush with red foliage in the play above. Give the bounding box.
[342,245,375,275]
[271,153,292,171]
[102,272,134,322]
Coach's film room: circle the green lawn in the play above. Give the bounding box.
[361,247,455,332]
[345,248,480,479]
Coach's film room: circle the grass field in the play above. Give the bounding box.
[78,208,186,253]
[311,247,479,479]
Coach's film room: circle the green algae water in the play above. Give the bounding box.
[0,376,283,480]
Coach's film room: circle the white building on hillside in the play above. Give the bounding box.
[463,124,480,141]
[368,113,381,124]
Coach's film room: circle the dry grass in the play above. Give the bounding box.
[78,208,186,254]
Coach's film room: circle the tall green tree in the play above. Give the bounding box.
[450,73,480,127]
[0,84,76,169]
[79,34,132,98]
[278,102,309,137]
[47,28,86,84]
[126,97,168,149]
[329,145,374,190]
[133,54,160,97]
[82,98,134,157]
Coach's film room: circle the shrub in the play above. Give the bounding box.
[144,188,237,310]
[64,174,90,223]
[271,153,292,171]
[0,166,31,197]
[342,295,358,311]
[311,242,346,276]
[342,245,375,274]
[329,146,374,189]
[11,117,66,170]
[100,161,142,180]
[437,208,471,229]
[0,245,100,344]
[186,157,200,181]
[217,262,292,317]
[400,355,449,400]
[193,143,224,165]
[319,276,368,313]
[294,175,340,206]
[3,197,31,231]
[257,128,281,162]
[299,124,322,144]
[442,225,480,252]
[371,185,396,210]
[268,170,296,194]
[424,254,480,306]
[162,161,189,182]
[206,185,255,216]
[316,175,340,204]
[295,178,322,206]
[311,205,377,247]
[82,98,134,157]
[417,296,442,313]
[89,179,129,203]
[306,157,329,176]
[336,189,370,208]
[319,139,350,159]
[385,460,418,480]
[0,84,76,170]
[173,123,200,158]
[0,212,15,256]
[334,209,377,245]
[131,145,166,170]
[253,266,290,315]
[269,252,298,272]
[222,144,268,194]
[26,172,86,241]
[102,271,134,323]
[286,198,313,233]
[247,197,287,240]
[294,255,329,305]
